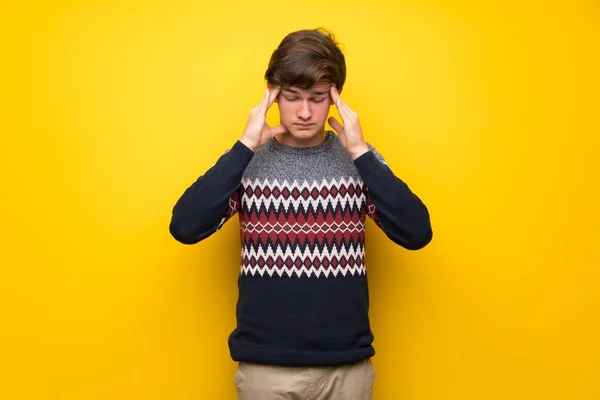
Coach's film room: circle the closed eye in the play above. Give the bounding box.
[284,97,327,103]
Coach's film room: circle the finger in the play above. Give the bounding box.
[335,103,352,127]
[331,87,355,117]
[329,86,345,120]
[258,88,271,112]
[338,99,358,126]
[330,85,342,109]
[267,86,280,109]
[340,98,357,119]
[328,116,344,135]
[330,84,340,101]
[329,116,347,148]
[330,85,352,123]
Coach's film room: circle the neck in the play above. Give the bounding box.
[276,129,327,148]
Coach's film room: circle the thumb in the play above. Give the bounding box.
[269,124,288,137]
[328,117,344,135]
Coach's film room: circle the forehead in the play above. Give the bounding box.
[282,81,332,95]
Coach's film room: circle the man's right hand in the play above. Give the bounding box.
[240,86,287,151]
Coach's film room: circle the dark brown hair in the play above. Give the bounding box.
[264,28,346,90]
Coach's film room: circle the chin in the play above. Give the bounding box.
[287,126,324,140]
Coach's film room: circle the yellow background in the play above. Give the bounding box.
[1,0,599,399]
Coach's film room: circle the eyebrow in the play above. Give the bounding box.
[282,87,329,96]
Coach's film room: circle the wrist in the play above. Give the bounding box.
[239,137,257,152]
[349,143,369,160]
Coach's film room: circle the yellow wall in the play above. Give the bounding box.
[1,0,599,399]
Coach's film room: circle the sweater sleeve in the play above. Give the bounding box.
[169,140,255,245]
[353,144,433,250]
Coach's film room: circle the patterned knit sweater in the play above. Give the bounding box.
[169,131,432,367]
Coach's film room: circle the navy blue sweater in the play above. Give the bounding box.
[170,132,432,366]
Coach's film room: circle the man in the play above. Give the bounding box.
[169,28,432,400]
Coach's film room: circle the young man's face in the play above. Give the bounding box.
[275,81,334,144]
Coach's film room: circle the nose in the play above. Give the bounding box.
[297,100,312,120]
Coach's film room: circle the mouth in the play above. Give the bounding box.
[294,123,314,129]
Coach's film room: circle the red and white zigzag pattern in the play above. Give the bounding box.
[223,177,381,278]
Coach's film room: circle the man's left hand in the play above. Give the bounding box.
[328,85,370,160]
